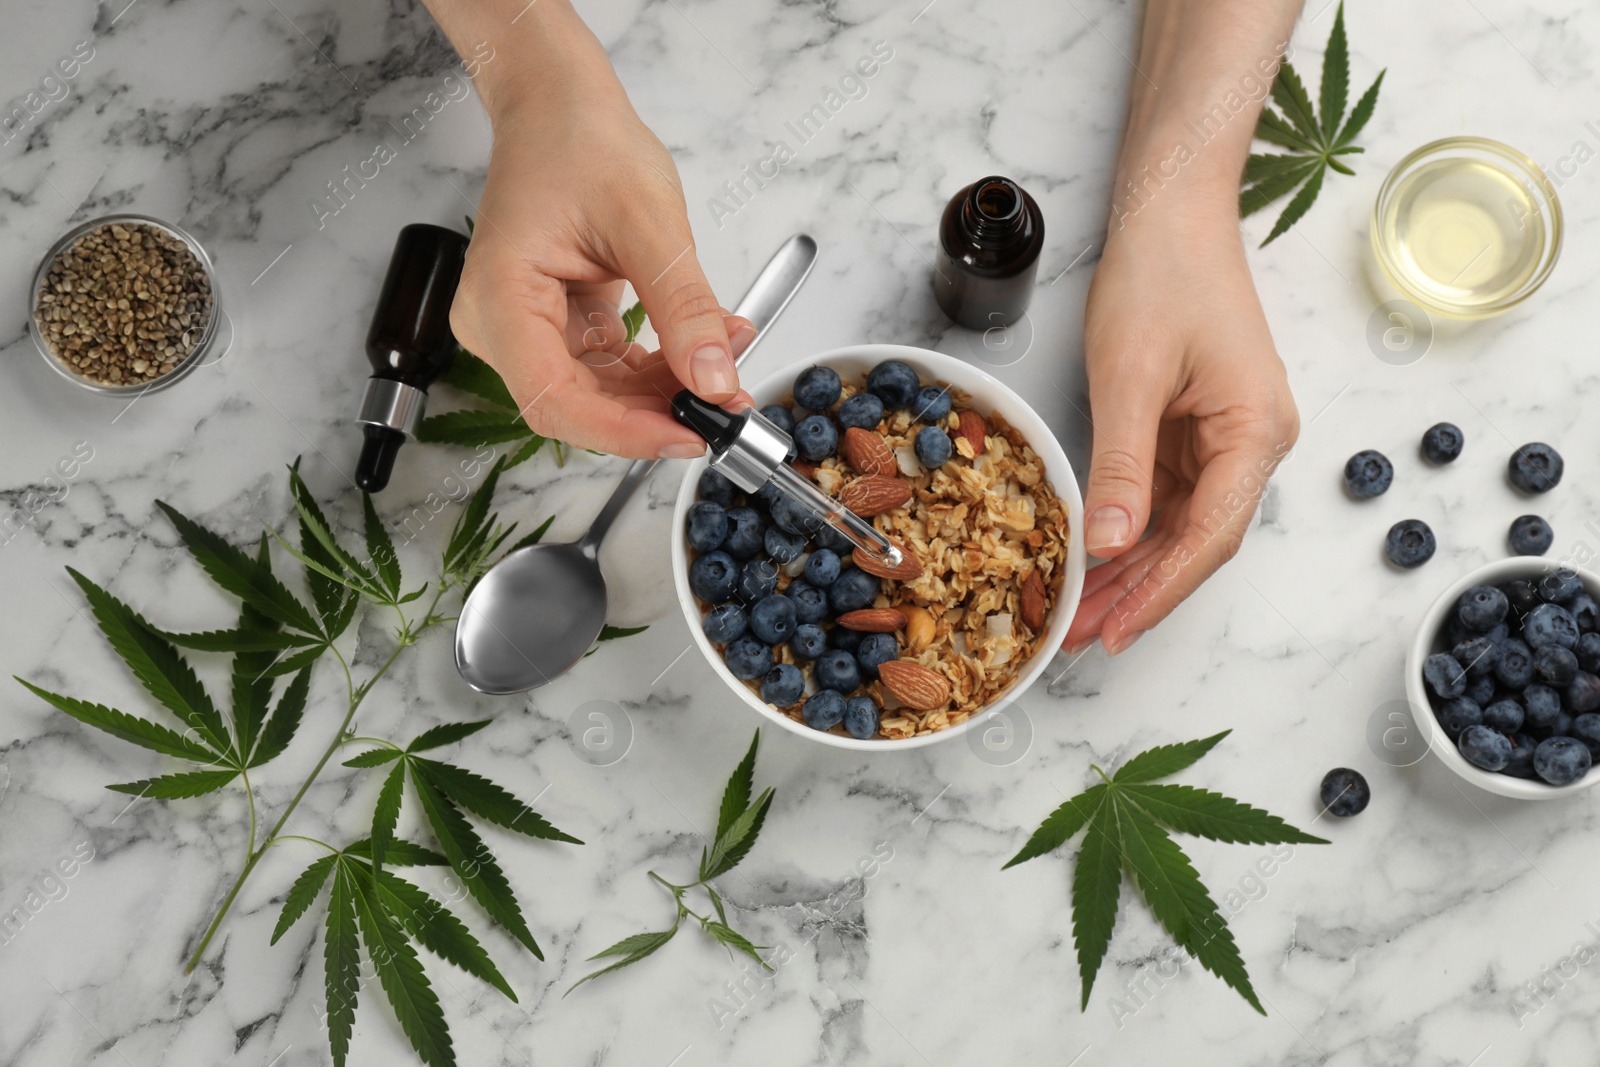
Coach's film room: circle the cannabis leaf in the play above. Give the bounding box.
[1002,730,1327,1013]
[1242,2,1385,245]
[570,730,773,993]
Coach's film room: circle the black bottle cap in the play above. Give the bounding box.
[670,390,743,452]
[356,425,406,492]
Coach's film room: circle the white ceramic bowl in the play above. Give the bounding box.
[1407,557,1600,798]
[671,344,1087,750]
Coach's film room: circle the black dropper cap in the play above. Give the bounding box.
[670,390,744,453]
[355,223,470,492]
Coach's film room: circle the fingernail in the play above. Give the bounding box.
[691,343,737,398]
[1066,638,1098,656]
[658,442,706,459]
[1086,506,1133,551]
[729,323,758,357]
[1107,630,1145,655]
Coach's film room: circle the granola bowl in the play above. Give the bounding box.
[671,344,1085,750]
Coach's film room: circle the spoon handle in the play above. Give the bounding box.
[577,235,819,555]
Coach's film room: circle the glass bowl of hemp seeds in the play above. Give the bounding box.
[29,214,221,395]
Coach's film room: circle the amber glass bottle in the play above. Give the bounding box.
[933,176,1044,330]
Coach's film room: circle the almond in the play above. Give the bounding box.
[840,427,897,476]
[838,474,912,517]
[953,409,987,457]
[878,660,951,711]
[852,540,924,581]
[1020,568,1048,633]
[838,608,906,632]
[902,605,936,652]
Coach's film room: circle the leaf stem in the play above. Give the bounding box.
[269,834,340,853]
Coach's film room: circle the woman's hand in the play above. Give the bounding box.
[1065,191,1299,655]
[441,3,744,460]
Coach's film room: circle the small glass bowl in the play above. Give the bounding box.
[29,213,224,395]
[1371,137,1562,319]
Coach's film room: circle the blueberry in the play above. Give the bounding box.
[787,580,829,624]
[1486,622,1511,643]
[689,551,740,602]
[1535,644,1580,686]
[843,695,881,740]
[764,526,807,564]
[1424,652,1467,699]
[759,404,796,436]
[1524,603,1579,650]
[737,558,779,602]
[1344,450,1394,498]
[855,632,899,680]
[794,366,843,412]
[1453,636,1500,677]
[760,663,806,707]
[1436,697,1483,739]
[802,690,846,731]
[829,569,879,614]
[1509,515,1553,556]
[814,649,862,693]
[1504,579,1542,617]
[1570,593,1600,633]
[828,625,865,653]
[1551,712,1577,738]
[1495,639,1535,689]
[1319,768,1370,817]
[912,386,952,423]
[770,494,821,537]
[702,603,747,644]
[748,594,797,645]
[1465,674,1497,705]
[1508,442,1564,494]
[867,360,921,408]
[686,501,729,553]
[790,623,827,660]
[753,481,781,509]
[815,524,855,554]
[1385,519,1435,568]
[1503,733,1540,778]
[1457,586,1509,633]
[1571,714,1600,758]
[723,507,766,560]
[1483,699,1525,733]
[914,425,953,468]
[1459,724,1513,771]
[804,548,841,587]
[1537,568,1583,605]
[1421,422,1464,464]
[794,415,839,462]
[723,636,771,680]
[1534,735,1591,785]
[697,468,737,506]
[837,392,885,431]
[1523,684,1564,730]
[1578,632,1600,672]
[1566,672,1600,712]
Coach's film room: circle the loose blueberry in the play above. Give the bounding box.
[698,468,737,506]
[1570,593,1600,633]
[1570,713,1600,758]
[1466,674,1497,706]
[815,524,856,554]
[1453,636,1500,678]
[1535,644,1580,686]
[723,636,772,680]
[760,663,806,707]
[1566,672,1600,713]
[723,507,766,560]
[689,551,740,602]
[794,415,840,462]
[1421,422,1464,464]
[702,603,747,645]
[1385,519,1436,568]
[794,366,843,412]
[770,494,821,538]
[1534,735,1591,785]
[914,425,953,468]
[855,632,899,680]
[1503,733,1540,779]
[814,649,862,693]
[1436,697,1483,739]
[737,558,779,602]
[912,386,952,423]
[1495,639,1535,689]
[787,580,829,624]
[1319,768,1370,817]
[1550,712,1577,739]
[1459,724,1513,771]
[1504,579,1542,617]
[843,695,881,739]
[748,594,798,645]
[764,526,807,564]
[760,404,796,435]
[1424,652,1467,699]
[686,501,730,553]
[790,623,827,660]
[1483,699,1525,733]
[753,481,781,509]
[802,690,846,731]
[1457,586,1509,633]
[837,392,886,431]
[829,568,880,614]
[1537,568,1583,605]
[804,548,842,587]
[867,360,921,408]
[1524,602,1579,650]
[828,625,865,653]
[1578,632,1600,672]
[1508,442,1564,494]
[1509,515,1553,556]
[1344,450,1394,498]
[1523,684,1564,731]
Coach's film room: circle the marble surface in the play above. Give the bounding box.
[3,0,1600,1064]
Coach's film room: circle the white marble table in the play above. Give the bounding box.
[3,0,1599,1064]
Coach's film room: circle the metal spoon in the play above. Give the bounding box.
[454,234,818,694]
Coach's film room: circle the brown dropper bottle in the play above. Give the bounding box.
[933,176,1044,330]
